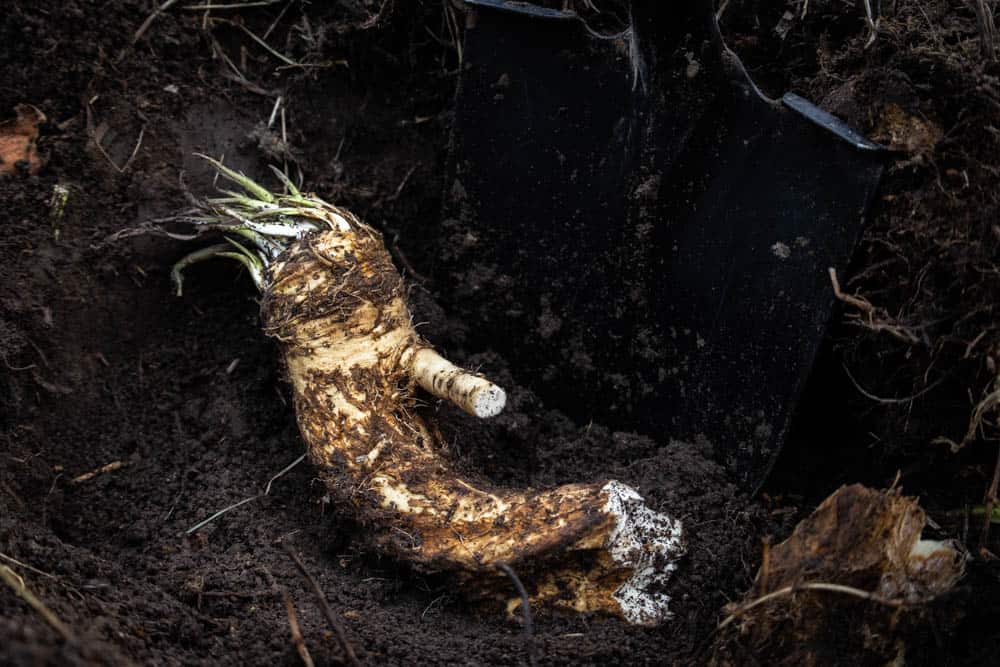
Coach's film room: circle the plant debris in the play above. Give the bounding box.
[714,484,965,664]
[871,103,943,164]
[0,104,44,176]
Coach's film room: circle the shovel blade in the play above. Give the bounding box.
[444,1,884,489]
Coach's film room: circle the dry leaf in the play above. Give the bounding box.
[872,103,943,162]
[0,104,46,176]
[713,484,965,666]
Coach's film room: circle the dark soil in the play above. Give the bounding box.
[1,1,999,665]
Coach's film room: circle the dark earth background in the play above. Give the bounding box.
[2,1,999,664]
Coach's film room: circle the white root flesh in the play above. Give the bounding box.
[164,161,686,624]
[411,348,506,418]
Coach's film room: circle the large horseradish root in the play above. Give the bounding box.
[161,158,686,625]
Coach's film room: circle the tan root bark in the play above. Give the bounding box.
[261,228,685,625]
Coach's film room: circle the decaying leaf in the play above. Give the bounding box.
[713,484,965,665]
[0,104,45,176]
[871,103,943,163]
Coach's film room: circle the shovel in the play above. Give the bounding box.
[441,0,885,490]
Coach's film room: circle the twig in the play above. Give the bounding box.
[389,235,430,284]
[88,129,124,174]
[0,553,59,583]
[0,564,75,641]
[421,594,447,619]
[208,33,275,96]
[281,107,288,156]
[186,453,305,533]
[133,0,180,43]
[268,96,283,128]
[85,112,146,174]
[264,453,305,495]
[829,268,922,345]
[965,330,988,359]
[284,591,314,667]
[387,164,418,202]
[262,0,294,40]
[719,581,910,630]
[121,125,146,172]
[282,542,361,667]
[210,17,299,66]
[842,364,946,405]
[829,267,876,314]
[932,381,1000,453]
[71,460,126,485]
[861,0,878,49]
[264,566,315,667]
[496,561,537,667]
[185,496,257,534]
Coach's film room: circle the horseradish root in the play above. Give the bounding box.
[158,158,686,625]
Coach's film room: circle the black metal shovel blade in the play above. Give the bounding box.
[443,1,885,490]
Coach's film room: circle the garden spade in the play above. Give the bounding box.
[443,0,885,490]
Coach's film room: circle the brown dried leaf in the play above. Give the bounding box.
[0,104,46,176]
[760,484,964,600]
[713,484,965,666]
[871,103,943,160]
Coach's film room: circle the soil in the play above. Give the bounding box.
[1,1,999,665]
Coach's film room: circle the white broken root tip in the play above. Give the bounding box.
[602,480,686,625]
[412,347,507,418]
